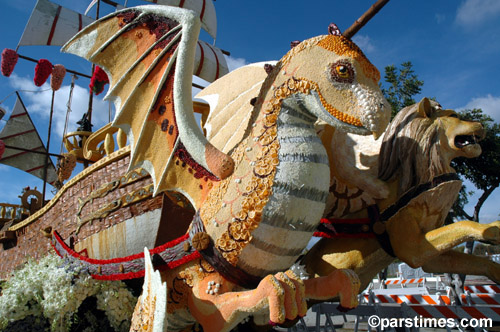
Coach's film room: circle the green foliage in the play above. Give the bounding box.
[447,186,473,222]
[452,109,500,191]
[382,62,424,117]
[450,109,500,221]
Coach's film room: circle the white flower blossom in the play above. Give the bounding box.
[0,253,137,332]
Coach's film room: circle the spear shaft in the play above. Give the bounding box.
[343,0,391,39]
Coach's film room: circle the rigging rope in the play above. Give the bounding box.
[0,88,52,105]
[59,75,77,154]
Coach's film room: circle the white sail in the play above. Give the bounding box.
[194,41,229,83]
[18,0,94,47]
[19,0,225,82]
[0,93,57,185]
[85,0,125,15]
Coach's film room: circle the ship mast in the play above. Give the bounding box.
[86,0,101,140]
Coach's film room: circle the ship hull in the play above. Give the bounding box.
[0,147,194,279]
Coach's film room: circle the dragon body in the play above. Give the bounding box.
[63,4,390,331]
[198,36,389,280]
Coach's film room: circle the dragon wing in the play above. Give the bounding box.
[142,0,218,39]
[62,5,234,208]
[196,62,273,154]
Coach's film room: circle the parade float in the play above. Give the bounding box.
[1,0,500,331]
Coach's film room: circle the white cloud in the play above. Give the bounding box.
[456,0,500,26]
[225,55,248,72]
[460,94,500,122]
[435,13,446,24]
[352,35,375,53]
[7,73,111,140]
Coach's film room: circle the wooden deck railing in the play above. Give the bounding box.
[0,203,28,223]
[62,101,210,164]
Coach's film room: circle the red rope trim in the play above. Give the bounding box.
[47,5,62,45]
[313,231,375,239]
[53,231,190,265]
[165,251,201,270]
[320,217,370,225]
[51,237,64,257]
[150,233,191,254]
[91,252,202,281]
[51,231,202,280]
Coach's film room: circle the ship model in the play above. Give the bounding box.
[0,0,230,280]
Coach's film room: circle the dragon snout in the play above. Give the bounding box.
[356,89,391,139]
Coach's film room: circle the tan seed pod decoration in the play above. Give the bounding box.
[57,153,77,182]
[192,232,211,251]
[51,64,66,91]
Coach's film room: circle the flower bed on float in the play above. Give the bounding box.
[0,251,137,332]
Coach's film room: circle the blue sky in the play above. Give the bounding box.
[0,0,499,222]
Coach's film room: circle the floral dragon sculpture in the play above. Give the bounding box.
[62,3,391,332]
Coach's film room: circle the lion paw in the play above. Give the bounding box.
[304,268,361,309]
[483,221,500,243]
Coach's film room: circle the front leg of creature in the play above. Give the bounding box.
[186,267,360,332]
[398,219,500,282]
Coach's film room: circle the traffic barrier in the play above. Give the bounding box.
[465,284,500,294]
[385,277,426,287]
[461,293,500,305]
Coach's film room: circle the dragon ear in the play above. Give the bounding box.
[328,23,342,36]
[417,97,432,118]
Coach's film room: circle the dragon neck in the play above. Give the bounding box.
[200,77,330,275]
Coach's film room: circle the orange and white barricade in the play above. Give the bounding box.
[465,284,500,294]
[363,287,452,305]
[384,277,426,288]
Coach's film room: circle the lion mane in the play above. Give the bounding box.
[378,101,450,195]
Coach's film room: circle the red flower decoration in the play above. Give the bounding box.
[0,140,5,159]
[51,64,66,91]
[1,48,18,77]
[89,66,109,95]
[34,59,53,87]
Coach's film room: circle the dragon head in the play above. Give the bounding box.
[273,33,390,138]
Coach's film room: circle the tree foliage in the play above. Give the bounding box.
[450,109,500,221]
[382,61,424,117]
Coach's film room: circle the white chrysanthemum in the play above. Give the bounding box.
[0,253,137,332]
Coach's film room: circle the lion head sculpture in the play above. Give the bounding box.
[378,98,485,195]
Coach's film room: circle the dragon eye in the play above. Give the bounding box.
[336,65,348,77]
[329,61,354,83]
